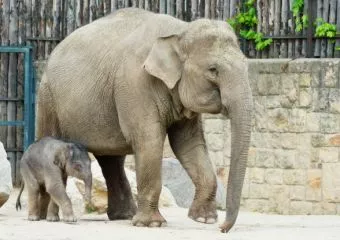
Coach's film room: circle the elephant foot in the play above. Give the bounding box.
[107,207,136,220]
[62,215,77,222]
[132,210,166,227]
[188,199,217,224]
[28,215,40,221]
[46,214,60,222]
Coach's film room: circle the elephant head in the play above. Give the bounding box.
[144,19,253,233]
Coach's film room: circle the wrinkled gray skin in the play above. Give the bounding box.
[16,137,92,222]
[37,8,253,232]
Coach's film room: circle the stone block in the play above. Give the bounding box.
[312,88,329,112]
[320,114,340,134]
[319,147,339,163]
[265,169,283,184]
[257,74,281,96]
[288,109,307,132]
[275,150,296,169]
[266,96,281,108]
[267,109,289,132]
[306,113,320,132]
[254,98,268,131]
[322,202,337,214]
[249,168,265,183]
[290,186,305,200]
[329,89,340,113]
[283,169,307,185]
[247,148,256,167]
[208,150,224,166]
[255,149,275,168]
[206,133,224,151]
[249,183,269,199]
[290,201,312,215]
[244,199,270,213]
[323,62,338,87]
[299,73,312,87]
[322,163,340,203]
[268,185,290,214]
[299,88,312,107]
[312,203,324,215]
[204,119,224,133]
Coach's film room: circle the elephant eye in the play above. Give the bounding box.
[208,66,218,77]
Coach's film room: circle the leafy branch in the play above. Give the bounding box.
[227,0,272,51]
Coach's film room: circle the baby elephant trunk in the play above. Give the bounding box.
[84,174,92,204]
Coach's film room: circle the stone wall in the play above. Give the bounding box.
[204,59,340,215]
[34,59,340,215]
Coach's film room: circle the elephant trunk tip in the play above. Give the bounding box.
[219,220,235,234]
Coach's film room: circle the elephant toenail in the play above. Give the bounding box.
[196,217,205,223]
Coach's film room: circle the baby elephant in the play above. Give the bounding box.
[16,137,92,222]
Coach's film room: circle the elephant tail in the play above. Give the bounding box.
[15,183,24,211]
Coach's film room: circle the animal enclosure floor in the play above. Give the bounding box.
[1,189,340,240]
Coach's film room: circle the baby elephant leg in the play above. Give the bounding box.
[46,180,76,222]
[46,199,60,222]
[39,188,50,219]
[27,186,40,221]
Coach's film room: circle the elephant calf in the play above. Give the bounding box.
[16,137,92,222]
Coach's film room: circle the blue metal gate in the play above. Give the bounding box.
[0,46,35,185]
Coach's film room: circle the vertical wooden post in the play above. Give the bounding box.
[306,0,314,58]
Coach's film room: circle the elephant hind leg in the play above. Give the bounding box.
[36,77,61,139]
[96,155,136,220]
[38,186,50,219]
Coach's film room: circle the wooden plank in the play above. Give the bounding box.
[211,0,216,19]
[230,0,237,17]
[0,0,10,151]
[139,0,145,9]
[273,0,281,57]
[46,0,54,56]
[335,0,340,57]
[321,0,330,58]
[268,0,274,57]
[279,0,288,58]
[301,0,308,56]
[191,0,198,20]
[256,0,262,58]
[90,0,97,22]
[314,0,322,57]
[177,0,183,19]
[199,0,205,18]
[53,0,62,38]
[8,0,19,185]
[327,0,336,57]
[287,0,294,58]
[262,0,269,58]
[205,0,210,18]
[223,0,230,20]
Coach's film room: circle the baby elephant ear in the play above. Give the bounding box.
[53,144,73,169]
[143,35,182,89]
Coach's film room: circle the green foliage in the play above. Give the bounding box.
[315,18,337,39]
[227,0,272,51]
[292,0,308,32]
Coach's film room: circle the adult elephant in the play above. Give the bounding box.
[37,8,253,233]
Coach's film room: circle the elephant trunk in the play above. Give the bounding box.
[84,174,92,204]
[220,78,253,233]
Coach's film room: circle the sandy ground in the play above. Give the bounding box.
[1,189,340,240]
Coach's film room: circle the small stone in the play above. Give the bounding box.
[275,150,296,169]
[329,134,340,146]
[312,203,324,215]
[322,202,337,214]
[267,109,289,132]
[323,64,337,87]
[312,88,329,112]
[288,109,306,133]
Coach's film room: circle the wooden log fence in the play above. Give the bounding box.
[1,0,340,184]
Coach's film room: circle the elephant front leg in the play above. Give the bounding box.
[168,116,218,224]
[132,130,167,227]
[96,155,136,220]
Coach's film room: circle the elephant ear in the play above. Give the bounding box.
[143,35,182,89]
[53,144,73,169]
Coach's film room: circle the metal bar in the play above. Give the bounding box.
[25,37,61,41]
[0,97,24,101]
[5,148,24,152]
[0,121,25,126]
[24,47,31,150]
[238,35,340,40]
[0,46,30,53]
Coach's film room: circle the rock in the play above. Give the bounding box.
[0,141,12,208]
[161,157,226,209]
[66,178,85,218]
[75,157,177,214]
